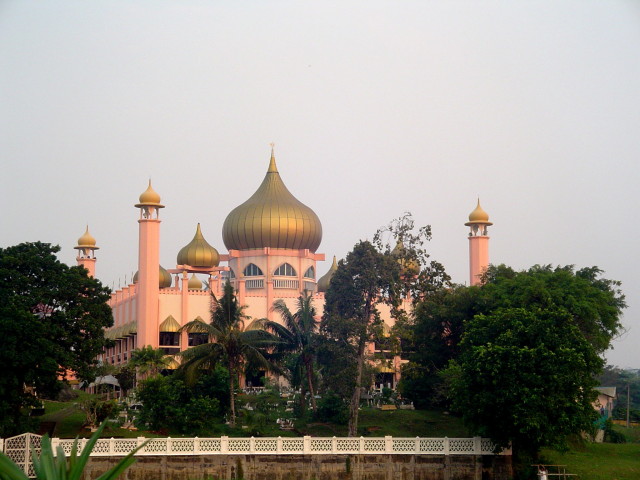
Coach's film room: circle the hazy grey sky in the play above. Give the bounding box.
[1,1,639,367]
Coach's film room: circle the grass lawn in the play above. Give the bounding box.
[542,443,640,480]
[298,408,468,438]
[541,426,640,480]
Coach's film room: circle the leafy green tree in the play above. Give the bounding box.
[135,370,227,434]
[480,264,625,354]
[0,242,112,436]
[129,346,169,378]
[446,308,603,469]
[403,264,625,408]
[322,214,449,436]
[178,282,281,426]
[322,241,401,436]
[114,365,136,397]
[264,292,319,410]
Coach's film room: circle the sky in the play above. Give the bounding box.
[1,1,639,368]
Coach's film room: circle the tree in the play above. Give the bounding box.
[178,282,281,426]
[264,292,319,411]
[0,242,112,436]
[322,213,449,436]
[446,308,603,469]
[130,346,169,378]
[403,264,626,407]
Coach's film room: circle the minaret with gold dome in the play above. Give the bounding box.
[75,226,99,277]
[222,146,325,319]
[135,180,164,348]
[465,199,493,286]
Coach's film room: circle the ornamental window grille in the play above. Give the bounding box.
[303,266,315,279]
[274,263,296,276]
[188,332,208,346]
[159,332,179,346]
[243,264,263,277]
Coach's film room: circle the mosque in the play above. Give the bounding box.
[74,148,493,388]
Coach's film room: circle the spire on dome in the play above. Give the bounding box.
[268,142,278,173]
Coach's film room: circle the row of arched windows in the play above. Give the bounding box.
[237,263,315,279]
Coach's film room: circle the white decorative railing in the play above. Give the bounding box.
[245,279,264,289]
[40,436,506,457]
[273,279,299,290]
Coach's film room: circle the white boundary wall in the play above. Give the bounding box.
[40,436,508,456]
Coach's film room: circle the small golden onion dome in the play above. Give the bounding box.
[465,199,493,226]
[132,266,173,288]
[317,256,338,293]
[391,240,420,276]
[188,274,203,290]
[75,226,99,250]
[177,223,220,268]
[222,148,323,252]
[159,265,172,288]
[135,180,164,207]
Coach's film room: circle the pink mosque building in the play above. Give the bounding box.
[75,149,493,387]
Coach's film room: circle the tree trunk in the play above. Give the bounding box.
[228,360,236,427]
[348,335,367,436]
[305,358,317,411]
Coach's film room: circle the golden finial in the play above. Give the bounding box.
[268,142,278,173]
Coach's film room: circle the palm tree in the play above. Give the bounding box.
[177,282,280,427]
[130,346,169,378]
[264,292,319,411]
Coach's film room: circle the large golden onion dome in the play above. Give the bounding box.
[188,274,203,290]
[222,149,322,252]
[136,180,164,207]
[133,266,173,288]
[75,226,98,249]
[317,256,338,293]
[177,224,220,268]
[465,199,493,226]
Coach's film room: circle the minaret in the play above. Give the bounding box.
[74,226,99,277]
[135,180,164,349]
[465,199,492,286]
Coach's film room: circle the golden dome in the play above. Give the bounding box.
[391,240,420,276]
[75,226,99,250]
[317,256,338,293]
[465,199,493,226]
[159,265,172,288]
[188,274,203,290]
[132,265,173,288]
[177,223,220,268]
[222,149,322,252]
[136,180,164,207]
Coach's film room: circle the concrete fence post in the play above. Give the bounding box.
[303,436,311,454]
[109,438,114,455]
[276,436,282,454]
[137,437,145,455]
[474,437,481,455]
[332,436,337,454]
[444,437,450,455]
[359,436,364,453]
[221,436,229,454]
[415,436,420,453]
[167,437,172,454]
[194,437,200,454]
[249,437,255,454]
[384,436,392,454]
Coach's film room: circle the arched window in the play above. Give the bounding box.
[243,263,264,277]
[303,266,315,279]
[274,263,297,276]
